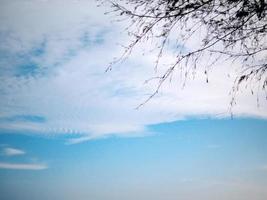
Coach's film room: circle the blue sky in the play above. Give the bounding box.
[0,0,267,200]
[1,118,267,200]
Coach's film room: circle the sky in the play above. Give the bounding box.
[0,0,266,200]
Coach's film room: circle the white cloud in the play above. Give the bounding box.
[0,162,47,170]
[3,147,26,156]
[0,0,266,142]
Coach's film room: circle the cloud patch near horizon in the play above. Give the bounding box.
[0,0,266,143]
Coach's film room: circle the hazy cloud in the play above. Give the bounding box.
[3,147,25,156]
[206,144,221,149]
[260,165,267,171]
[0,162,47,170]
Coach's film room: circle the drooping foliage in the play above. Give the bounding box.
[100,0,267,107]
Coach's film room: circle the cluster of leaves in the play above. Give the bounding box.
[100,0,267,108]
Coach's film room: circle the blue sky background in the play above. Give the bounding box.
[1,118,267,200]
[0,0,267,200]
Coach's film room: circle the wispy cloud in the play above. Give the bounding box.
[0,115,46,123]
[3,147,25,156]
[0,0,266,142]
[0,162,47,170]
[66,135,103,145]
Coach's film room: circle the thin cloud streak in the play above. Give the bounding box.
[3,147,25,156]
[0,162,47,170]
